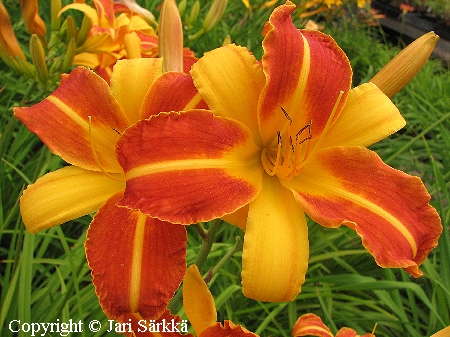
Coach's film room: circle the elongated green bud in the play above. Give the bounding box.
[188,0,200,26]
[178,0,187,17]
[62,37,76,72]
[51,0,61,31]
[202,0,228,32]
[29,34,48,85]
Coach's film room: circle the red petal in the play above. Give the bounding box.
[116,110,263,224]
[14,67,130,172]
[86,192,187,319]
[285,147,442,276]
[140,72,205,119]
[258,2,351,145]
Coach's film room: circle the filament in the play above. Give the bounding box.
[88,116,126,182]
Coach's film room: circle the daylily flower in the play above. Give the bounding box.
[61,0,197,83]
[115,1,442,302]
[184,265,373,337]
[183,264,259,336]
[292,313,375,337]
[14,58,204,323]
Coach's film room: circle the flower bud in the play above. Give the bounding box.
[20,0,47,37]
[370,31,439,98]
[0,1,25,60]
[203,0,228,32]
[30,34,49,85]
[62,37,76,72]
[177,0,187,17]
[51,0,62,31]
[159,0,183,73]
[187,0,200,27]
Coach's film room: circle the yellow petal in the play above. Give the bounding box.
[183,265,217,335]
[20,166,125,233]
[320,82,405,148]
[242,174,309,302]
[191,44,265,146]
[110,58,163,124]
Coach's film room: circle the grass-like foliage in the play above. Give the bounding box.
[1,0,449,336]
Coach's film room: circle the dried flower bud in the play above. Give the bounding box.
[370,31,439,98]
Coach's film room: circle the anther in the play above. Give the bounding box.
[112,128,121,135]
[296,119,312,144]
[281,107,292,124]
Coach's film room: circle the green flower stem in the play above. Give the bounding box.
[211,232,243,277]
[168,219,222,313]
[194,219,222,272]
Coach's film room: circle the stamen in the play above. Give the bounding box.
[296,119,312,144]
[294,91,344,172]
[88,116,126,182]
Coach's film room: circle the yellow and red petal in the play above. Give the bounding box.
[320,83,405,148]
[241,174,309,302]
[190,44,265,146]
[14,67,130,172]
[183,265,217,336]
[0,1,25,59]
[85,192,187,320]
[200,321,258,337]
[20,166,124,233]
[109,58,163,124]
[284,146,442,277]
[140,72,204,120]
[335,327,373,337]
[116,110,264,224]
[292,313,333,337]
[258,1,351,146]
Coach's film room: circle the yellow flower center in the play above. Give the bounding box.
[261,109,313,180]
[261,91,344,180]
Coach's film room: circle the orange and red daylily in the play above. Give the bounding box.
[292,313,375,337]
[14,59,204,322]
[115,1,442,302]
[183,265,259,337]
[62,0,196,82]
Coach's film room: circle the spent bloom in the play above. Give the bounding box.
[14,58,205,322]
[115,1,442,302]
